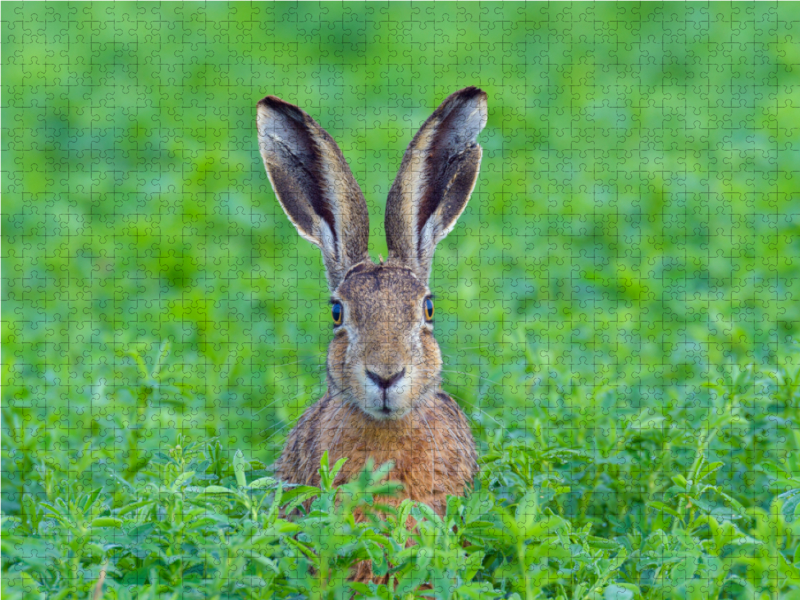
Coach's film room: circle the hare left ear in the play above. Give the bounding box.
[384,87,487,282]
[257,96,370,290]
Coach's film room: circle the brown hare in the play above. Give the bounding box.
[256,87,486,521]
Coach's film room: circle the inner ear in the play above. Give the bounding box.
[257,95,371,291]
[384,87,487,282]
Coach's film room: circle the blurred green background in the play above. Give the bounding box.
[3,2,800,502]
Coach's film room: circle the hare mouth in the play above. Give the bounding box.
[361,386,411,420]
[363,405,410,421]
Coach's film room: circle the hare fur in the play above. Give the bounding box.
[256,87,487,517]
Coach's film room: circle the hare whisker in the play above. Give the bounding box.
[444,389,508,433]
[416,397,440,498]
[330,400,359,465]
[439,347,495,354]
[439,368,505,388]
[326,401,348,449]
[259,384,355,449]
[251,389,317,417]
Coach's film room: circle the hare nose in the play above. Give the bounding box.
[366,368,406,390]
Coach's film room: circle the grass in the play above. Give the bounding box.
[3,356,799,599]
[3,3,800,599]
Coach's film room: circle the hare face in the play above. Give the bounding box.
[328,263,442,420]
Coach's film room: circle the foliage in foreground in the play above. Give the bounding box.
[3,363,800,600]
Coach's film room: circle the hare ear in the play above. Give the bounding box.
[257,96,370,290]
[385,87,487,282]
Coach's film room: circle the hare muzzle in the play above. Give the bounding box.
[365,368,406,415]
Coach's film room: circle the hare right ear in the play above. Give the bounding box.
[257,96,370,290]
[385,87,487,282]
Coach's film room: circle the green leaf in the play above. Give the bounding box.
[115,500,154,517]
[671,474,688,489]
[200,485,236,495]
[604,584,635,600]
[248,476,278,490]
[330,456,348,481]
[348,583,373,596]
[251,554,281,573]
[696,461,724,484]
[777,488,800,520]
[91,517,123,528]
[648,501,681,519]
[172,471,195,490]
[38,501,66,518]
[281,485,320,515]
[499,511,521,540]
[520,514,567,539]
[233,449,248,488]
[586,536,622,550]
[515,489,540,525]
[714,489,746,517]
[630,412,665,431]
[80,487,104,512]
[757,461,789,479]
[282,536,318,565]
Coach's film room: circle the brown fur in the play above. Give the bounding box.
[275,390,476,516]
[257,88,487,584]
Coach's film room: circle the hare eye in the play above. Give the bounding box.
[424,297,434,321]
[332,302,343,326]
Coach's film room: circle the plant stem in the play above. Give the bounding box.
[517,540,533,600]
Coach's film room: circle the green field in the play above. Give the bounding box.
[3,3,800,599]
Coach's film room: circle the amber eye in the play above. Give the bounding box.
[332,302,343,326]
[424,297,434,321]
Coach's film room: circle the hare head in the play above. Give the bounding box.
[257,88,487,422]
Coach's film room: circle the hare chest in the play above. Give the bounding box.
[275,392,477,516]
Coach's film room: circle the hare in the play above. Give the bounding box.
[256,87,486,520]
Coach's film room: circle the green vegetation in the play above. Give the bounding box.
[3,363,800,599]
[3,3,799,599]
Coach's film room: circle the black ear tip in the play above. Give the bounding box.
[257,95,305,122]
[257,95,284,108]
[461,86,485,97]
[439,87,487,119]
[453,86,487,102]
